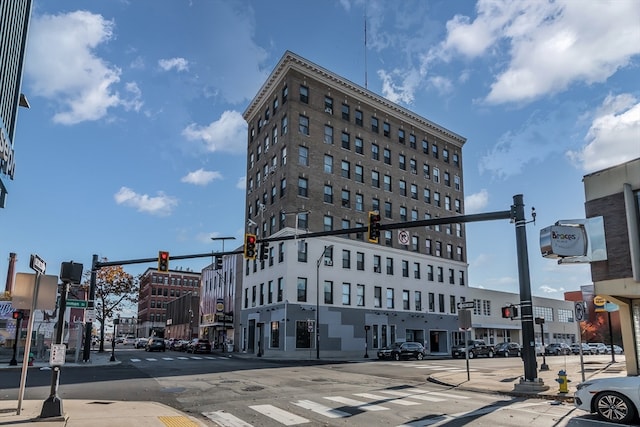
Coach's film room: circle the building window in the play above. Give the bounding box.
[342,283,351,305]
[384,175,392,191]
[410,184,418,200]
[398,129,405,144]
[341,189,350,208]
[355,110,363,126]
[341,103,350,121]
[282,85,288,103]
[298,114,309,135]
[443,148,449,163]
[371,116,379,133]
[297,240,307,262]
[453,153,460,167]
[297,277,307,302]
[386,257,393,275]
[342,249,351,268]
[432,144,438,159]
[449,268,455,284]
[428,265,434,281]
[341,131,350,150]
[450,295,456,314]
[372,171,380,188]
[354,165,363,183]
[409,134,416,149]
[270,321,280,348]
[298,146,309,166]
[324,185,333,203]
[323,215,333,231]
[423,188,431,204]
[372,198,380,212]
[383,122,390,137]
[415,291,422,311]
[434,192,440,207]
[384,230,392,247]
[355,193,364,212]
[373,255,381,273]
[372,144,379,160]
[374,286,382,308]
[433,168,440,184]
[324,125,333,144]
[437,266,443,282]
[383,148,391,165]
[355,137,363,154]
[324,96,333,113]
[428,292,435,312]
[403,290,410,310]
[298,177,308,197]
[384,201,392,218]
[295,321,311,349]
[402,260,409,277]
[438,294,445,313]
[324,155,333,173]
[356,252,364,270]
[357,284,365,306]
[399,154,406,170]
[400,206,407,221]
[341,160,350,178]
[386,288,394,309]
[324,280,333,304]
[299,85,308,103]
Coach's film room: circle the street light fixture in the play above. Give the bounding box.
[316,244,333,359]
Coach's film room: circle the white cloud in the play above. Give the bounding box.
[538,284,565,294]
[465,189,489,214]
[158,57,189,72]
[567,93,640,173]
[114,186,178,216]
[181,169,222,186]
[182,110,247,154]
[429,0,640,104]
[378,68,420,105]
[236,176,246,190]
[25,11,141,124]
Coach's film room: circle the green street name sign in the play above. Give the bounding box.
[66,299,88,308]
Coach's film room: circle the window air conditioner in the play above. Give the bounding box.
[324,260,333,266]
[325,107,333,114]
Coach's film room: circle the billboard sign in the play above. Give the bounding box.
[540,225,587,258]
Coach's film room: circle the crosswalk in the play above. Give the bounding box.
[385,362,478,373]
[129,355,229,363]
[202,387,474,426]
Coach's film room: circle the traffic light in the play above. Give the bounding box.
[12,311,23,320]
[158,251,169,272]
[501,304,518,319]
[244,234,257,259]
[215,256,223,270]
[259,242,270,260]
[367,211,381,243]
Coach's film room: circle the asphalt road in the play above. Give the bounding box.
[1,348,633,427]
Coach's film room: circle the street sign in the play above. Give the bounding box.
[397,230,410,245]
[29,254,46,274]
[458,309,472,330]
[594,295,606,312]
[66,299,88,308]
[49,344,66,366]
[457,301,475,310]
[85,309,95,323]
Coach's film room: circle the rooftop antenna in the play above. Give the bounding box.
[364,2,368,89]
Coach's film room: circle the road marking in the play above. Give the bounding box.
[427,391,470,399]
[293,399,351,418]
[324,396,388,411]
[146,358,157,361]
[202,410,253,427]
[378,389,446,403]
[130,358,141,362]
[249,404,309,425]
[177,357,189,360]
[354,392,420,405]
[190,356,203,360]
[162,357,174,361]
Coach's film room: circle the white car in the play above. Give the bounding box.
[575,376,640,424]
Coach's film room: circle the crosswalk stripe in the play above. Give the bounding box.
[190,356,203,360]
[203,410,254,427]
[354,392,420,406]
[249,404,309,425]
[427,391,470,399]
[204,356,215,359]
[130,358,141,362]
[162,357,174,361]
[324,396,388,411]
[293,400,351,418]
[401,388,447,402]
[146,358,157,361]
[177,357,189,360]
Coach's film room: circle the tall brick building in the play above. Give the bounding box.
[240,51,470,357]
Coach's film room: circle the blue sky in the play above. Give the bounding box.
[3,0,639,302]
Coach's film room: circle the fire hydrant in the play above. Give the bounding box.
[28,352,34,366]
[556,369,570,393]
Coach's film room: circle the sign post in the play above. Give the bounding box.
[457,305,473,381]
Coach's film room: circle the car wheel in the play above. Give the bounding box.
[394,353,400,361]
[468,351,475,359]
[503,351,508,358]
[417,353,424,360]
[488,350,494,358]
[594,391,636,424]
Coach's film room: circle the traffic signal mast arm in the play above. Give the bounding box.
[94,209,514,269]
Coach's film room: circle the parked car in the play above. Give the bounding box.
[494,342,521,357]
[545,343,572,355]
[570,343,592,355]
[170,340,188,351]
[387,342,427,361]
[575,376,640,424]
[610,345,624,355]
[186,339,211,354]
[145,337,166,352]
[377,343,402,360]
[134,338,148,349]
[588,342,608,355]
[451,340,494,359]
[535,343,545,356]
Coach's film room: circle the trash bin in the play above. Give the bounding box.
[226,343,234,353]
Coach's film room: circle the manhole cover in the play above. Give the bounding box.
[242,385,264,392]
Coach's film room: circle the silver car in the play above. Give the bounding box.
[575,376,640,424]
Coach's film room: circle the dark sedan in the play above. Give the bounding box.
[494,342,521,357]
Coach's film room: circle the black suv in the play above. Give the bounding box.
[186,338,211,354]
[451,340,494,359]
[388,342,427,361]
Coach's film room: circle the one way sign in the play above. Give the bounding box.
[457,301,475,310]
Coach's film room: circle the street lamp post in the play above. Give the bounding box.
[316,245,333,360]
[211,236,235,345]
[110,318,119,362]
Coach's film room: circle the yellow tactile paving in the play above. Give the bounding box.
[158,415,200,427]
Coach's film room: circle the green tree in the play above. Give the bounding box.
[82,259,138,352]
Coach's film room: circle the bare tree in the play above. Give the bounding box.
[82,259,138,352]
